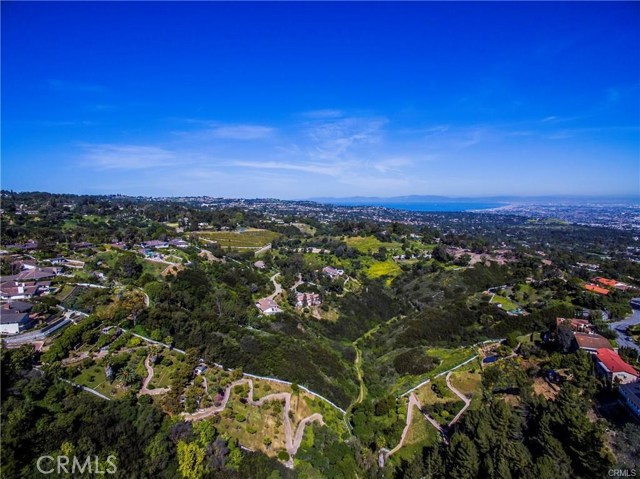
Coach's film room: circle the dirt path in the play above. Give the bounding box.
[268,273,282,300]
[446,372,471,426]
[353,346,365,405]
[378,393,446,466]
[182,378,324,462]
[254,244,272,256]
[139,356,171,396]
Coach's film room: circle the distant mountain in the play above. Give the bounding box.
[307,194,640,205]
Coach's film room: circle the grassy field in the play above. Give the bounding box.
[516,332,542,344]
[210,377,345,459]
[365,260,402,280]
[344,236,403,254]
[55,284,76,301]
[291,223,316,235]
[62,215,110,231]
[413,378,465,426]
[195,229,281,249]
[149,352,183,389]
[393,347,477,395]
[490,293,519,312]
[449,370,483,410]
[73,363,131,399]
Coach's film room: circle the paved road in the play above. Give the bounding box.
[3,317,73,346]
[610,309,640,353]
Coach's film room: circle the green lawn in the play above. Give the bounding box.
[365,260,402,279]
[194,229,281,249]
[344,236,402,254]
[73,364,129,399]
[516,332,541,344]
[490,293,518,312]
[393,347,477,395]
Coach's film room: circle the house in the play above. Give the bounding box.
[556,317,594,334]
[72,241,94,250]
[169,239,189,248]
[255,298,281,315]
[583,283,609,295]
[0,281,51,301]
[194,365,208,375]
[595,348,639,385]
[619,382,640,419]
[295,292,321,308]
[48,257,68,265]
[0,311,31,335]
[594,277,618,288]
[141,240,169,249]
[322,266,344,279]
[11,259,37,271]
[15,268,57,281]
[254,260,266,269]
[573,332,615,353]
[2,301,33,314]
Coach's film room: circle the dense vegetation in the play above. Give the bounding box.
[1,192,638,478]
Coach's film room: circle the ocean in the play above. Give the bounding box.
[331,201,505,212]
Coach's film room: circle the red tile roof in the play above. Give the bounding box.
[594,277,618,287]
[583,283,610,295]
[596,348,639,377]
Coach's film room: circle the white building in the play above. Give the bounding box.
[0,311,31,335]
[255,298,282,315]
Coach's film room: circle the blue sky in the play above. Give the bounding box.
[2,2,639,199]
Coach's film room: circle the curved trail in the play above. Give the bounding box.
[139,356,171,396]
[378,393,446,467]
[182,378,324,460]
[268,273,282,300]
[446,371,471,426]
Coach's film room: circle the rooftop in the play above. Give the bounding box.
[596,348,639,377]
[574,332,613,351]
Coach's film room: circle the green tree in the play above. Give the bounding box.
[177,440,206,479]
[447,433,479,479]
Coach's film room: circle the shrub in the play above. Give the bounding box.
[277,451,289,461]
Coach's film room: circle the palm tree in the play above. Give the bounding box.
[148,345,161,365]
[116,366,138,386]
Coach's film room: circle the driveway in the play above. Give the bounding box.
[610,309,640,353]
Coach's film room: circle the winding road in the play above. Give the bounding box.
[610,309,640,353]
[268,273,282,300]
[181,377,324,463]
[139,356,171,396]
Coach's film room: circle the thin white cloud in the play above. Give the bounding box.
[210,124,276,140]
[372,157,413,174]
[81,144,178,170]
[231,160,349,177]
[302,109,343,119]
[48,80,106,93]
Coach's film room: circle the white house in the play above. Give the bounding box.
[255,298,282,315]
[0,311,31,335]
[595,348,640,385]
[322,266,344,279]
